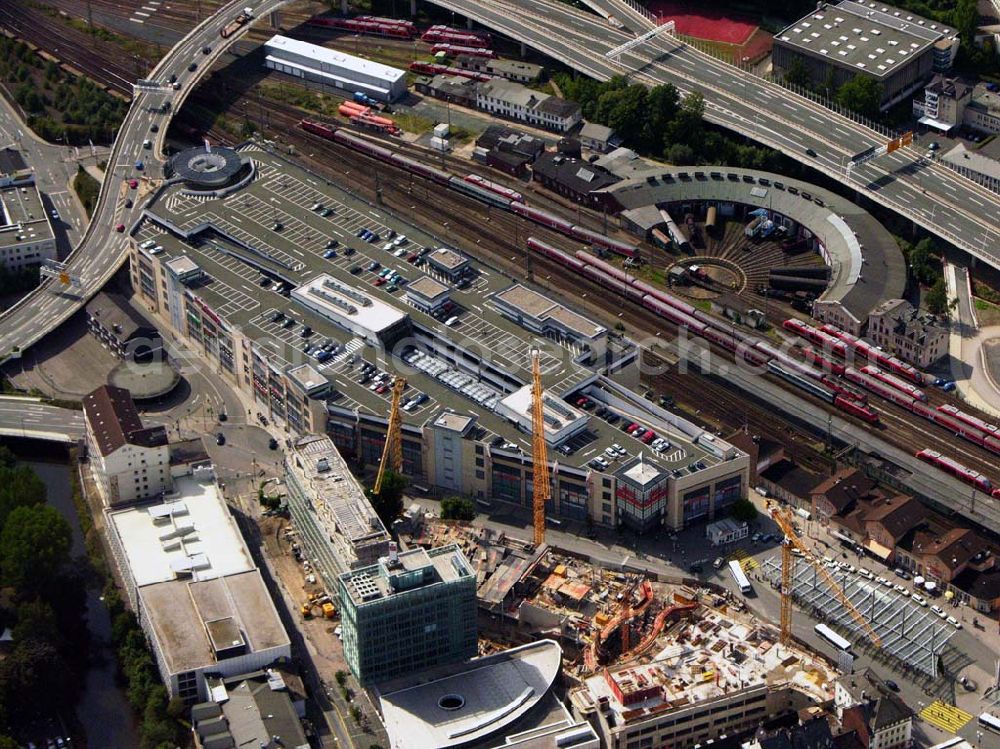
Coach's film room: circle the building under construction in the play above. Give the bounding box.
[569,608,838,749]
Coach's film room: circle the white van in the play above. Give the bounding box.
[445,315,460,327]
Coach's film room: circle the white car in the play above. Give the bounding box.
[911,594,927,607]
[946,615,962,629]
[931,605,946,618]
[611,443,626,456]
[603,447,618,460]
[393,235,407,246]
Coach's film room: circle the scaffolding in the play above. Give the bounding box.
[761,556,956,677]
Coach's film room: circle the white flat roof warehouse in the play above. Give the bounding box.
[108,475,253,587]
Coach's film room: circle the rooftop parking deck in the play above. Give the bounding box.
[136,144,726,475]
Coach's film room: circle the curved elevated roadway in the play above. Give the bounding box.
[425,0,1000,270]
[0,0,291,362]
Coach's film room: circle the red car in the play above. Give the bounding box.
[641,431,656,444]
[115,223,125,232]
[406,252,419,262]
[626,422,639,433]
[375,384,388,394]
[128,179,138,189]
[373,277,386,286]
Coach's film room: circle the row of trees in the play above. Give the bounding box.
[556,74,793,170]
[0,447,80,744]
[0,35,126,145]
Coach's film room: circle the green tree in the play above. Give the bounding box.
[0,446,15,469]
[909,237,939,284]
[730,498,759,523]
[368,470,405,527]
[0,639,70,714]
[0,464,46,532]
[925,277,949,314]
[835,75,883,119]
[0,505,71,591]
[666,143,696,165]
[13,599,60,646]
[441,496,476,521]
[782,57,811,88]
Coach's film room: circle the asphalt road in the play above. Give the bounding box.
[427,0,1000,270]
[0,95,109,254]
[0,397,84,441]
[0,0,292,361]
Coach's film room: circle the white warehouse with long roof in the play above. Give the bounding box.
[105,473,291,703]
[264,35,407,102]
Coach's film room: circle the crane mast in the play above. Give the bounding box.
[373,376,406,496]
[770,507,883,648]
[531,351,550,546]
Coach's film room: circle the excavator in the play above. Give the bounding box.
[301,592,336,620]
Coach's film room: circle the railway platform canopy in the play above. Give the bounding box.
[599,165,907,333]
[761,556,956,677]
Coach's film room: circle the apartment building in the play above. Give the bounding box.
[867,298,948,368]
[835,670,913,749]
[477,78,582,133]
[83,385,170,506]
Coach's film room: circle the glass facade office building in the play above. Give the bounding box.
[337,544,477,685]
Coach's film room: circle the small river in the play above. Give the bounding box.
[27,457,141,749]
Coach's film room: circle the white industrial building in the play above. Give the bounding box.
[264,35,407,102]
[0,176,57,271]
[105,473,291,703]
[290,273,411,347]
[84,385,171,507]
[495,384,589,446]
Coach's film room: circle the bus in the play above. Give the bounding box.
[979,713,1000,734]
[814,623,851,652]
[728,560,752,595]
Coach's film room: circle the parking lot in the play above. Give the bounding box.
[134,143,720,475]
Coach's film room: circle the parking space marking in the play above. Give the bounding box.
[204,275,259,317]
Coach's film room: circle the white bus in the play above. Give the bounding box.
[979,713,1000,734]
[728,560,752,595]
[814,623,851,652]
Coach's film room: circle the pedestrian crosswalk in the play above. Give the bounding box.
[729,548,759,571]
[920,701,972,733]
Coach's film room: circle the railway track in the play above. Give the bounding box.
[238,102,1000,487]
[8,2,998,493]
[0,3,137,96]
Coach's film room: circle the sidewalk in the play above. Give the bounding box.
[944,262,1000,418]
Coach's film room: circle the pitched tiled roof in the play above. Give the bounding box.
[864,495,927,540]
[83,385,167,457]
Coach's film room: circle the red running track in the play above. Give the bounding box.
[648,1,757,45]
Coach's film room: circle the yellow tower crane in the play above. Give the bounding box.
[770,507,883,648]
[531,351,550,547]
[373,376,406,496]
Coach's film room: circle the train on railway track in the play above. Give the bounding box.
[297,119,640,258]
[916,449,998,497]
[524,236,881,424]
[295,115,998,491]
[308,14,417,38]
